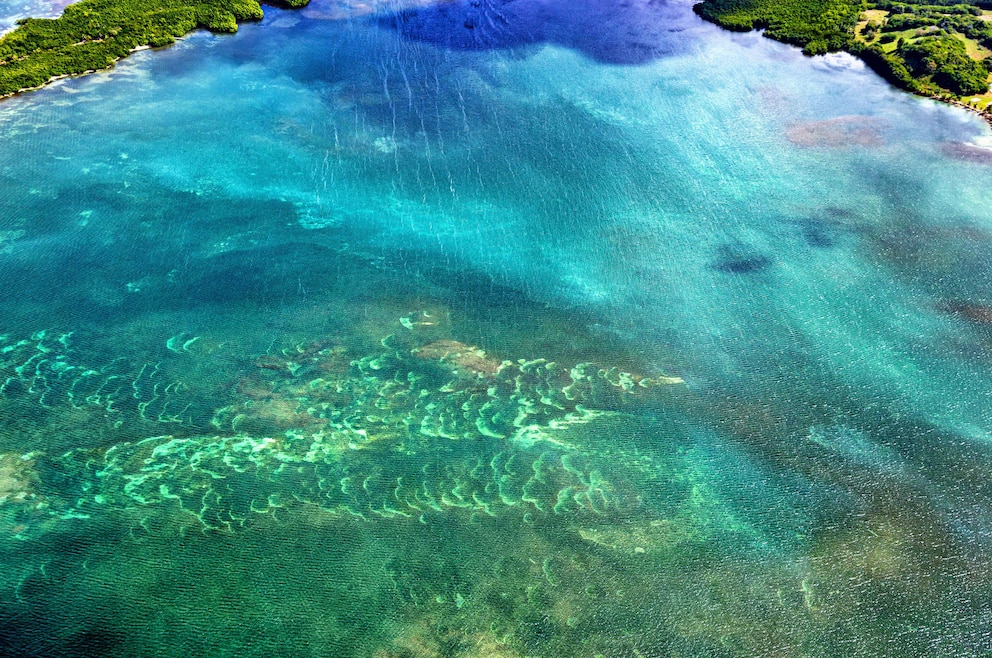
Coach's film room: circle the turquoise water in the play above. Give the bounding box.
[2,0,992,654]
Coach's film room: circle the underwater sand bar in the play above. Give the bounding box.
[0,0,310,98]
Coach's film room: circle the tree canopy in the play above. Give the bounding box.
[695,0,992,98]
[0,0,307,97]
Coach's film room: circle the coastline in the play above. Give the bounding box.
[0,0,309,100]
[0,44,151,100]
[850,41,992,130]
[5,0,992,133]
[929,94,992,130]
[692,0,992,132]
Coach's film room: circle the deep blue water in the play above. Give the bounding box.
[2,0,992,655]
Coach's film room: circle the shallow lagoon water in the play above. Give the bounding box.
[2,0,992,655]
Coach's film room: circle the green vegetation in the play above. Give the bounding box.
[851,1,992,96]
[3,0,990,104]
[694,0,992,101]
[899,34,989,93]
[0,0,308,98]
[692,0,865,55]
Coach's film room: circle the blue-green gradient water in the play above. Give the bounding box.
[2,0,992,655]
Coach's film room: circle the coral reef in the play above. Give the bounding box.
[939,141,992,166]
[0,450,54,539]
[0,319,685,533]
[0,330,201,426]
[785,115,887,148]
[0,451,40,507]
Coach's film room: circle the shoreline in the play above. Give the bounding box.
[691,0,992,133]
[0,44,152,100]
[5,0,992,133]
[850,42,992,130]
[933,94,992,129]
[0,0,309,100]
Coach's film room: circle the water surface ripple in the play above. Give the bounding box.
[1,0,991,655]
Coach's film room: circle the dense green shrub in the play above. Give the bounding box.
[0,0,305,97]
[849,41,928,90]
[693,0,865,53]
[899,34,990,92]
[695,0,992,97]
[883,13,940,29]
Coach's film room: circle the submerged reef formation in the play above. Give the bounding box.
[0,318,686,535]
[0,0,310,98]
[940,140,992,165]
[0,329,211,432]
[4,319,970,656]
[1,318,804,658]
[56,422,622,530]
[784,115,886,148]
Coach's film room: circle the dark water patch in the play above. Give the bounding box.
[346,240,657,367]
[811,207,879,243]
[713,255,770,274]
[0,186,306,329]
[863,218,992,301]
[711,245,772,274]
[50,626,129,658]
[176,242,337,306]
[0,517,402,657]
[377,0,692,65]
[420,264,546,321]
[0,613,125,658]
[939,300,992,329]
[823,206,858,221]
[0,524,134,657]
[798,216,839,248]
[795,206,865,248]
[166,240,456,318]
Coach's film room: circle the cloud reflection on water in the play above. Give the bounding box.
[370,0,697,64]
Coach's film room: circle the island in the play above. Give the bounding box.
[0,0,309,98]
[694,0,992,117]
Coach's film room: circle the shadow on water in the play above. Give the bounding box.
[376,0,696,65]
